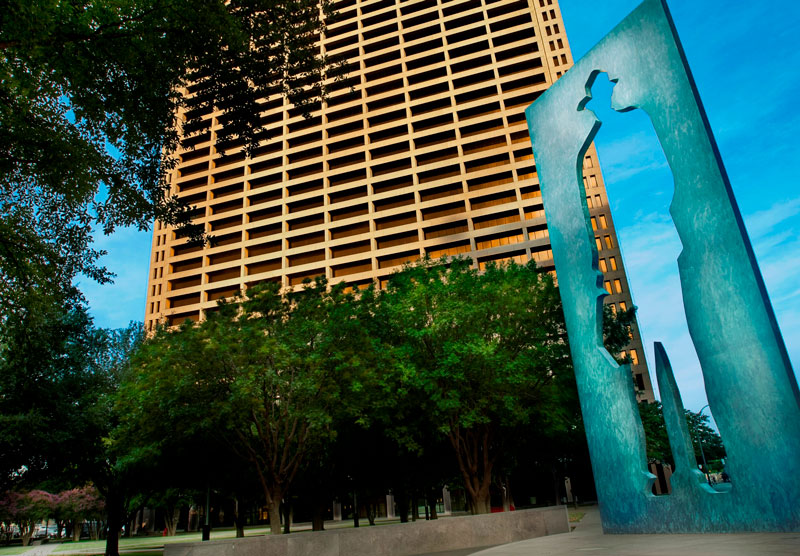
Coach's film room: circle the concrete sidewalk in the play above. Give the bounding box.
[467,507,800,556]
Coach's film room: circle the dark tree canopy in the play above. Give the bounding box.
[0,293,107,490]
[0,0,339,318]
[637,401,726,468]
[364,257,572,514]
[117,278,372,535]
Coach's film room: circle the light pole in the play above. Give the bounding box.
[696,404,711,486]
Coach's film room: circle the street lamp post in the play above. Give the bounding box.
[696,404,712,486]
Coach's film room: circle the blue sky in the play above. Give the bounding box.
[81,0,800,413]
[559,0,800,412]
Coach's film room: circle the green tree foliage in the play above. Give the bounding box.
[366,257,571,514]
[52,486,105,542]
[107,258,654,531]
[0,0,339,317]
[602,304,637,364]
[118,278,370,535]
[83,323,148,556]
[684,408,726,467]
[0,279,147,555]
[0,292,109,489]
[637,401,726,469]
[636,401,673,465]
[0,490,54,546]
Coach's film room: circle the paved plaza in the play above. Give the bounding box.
[460,507,800,556]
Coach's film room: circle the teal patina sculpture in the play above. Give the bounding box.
[525,0,800,533]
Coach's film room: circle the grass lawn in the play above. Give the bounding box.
[53,527,270,554]
[568,511,586,523]
[0,547,33,555]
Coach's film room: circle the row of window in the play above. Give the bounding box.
[178,144,535,211]
[179,26,542,129]
[174,150,536,218]
[182,131,531,182]
[161,239,556,316]
[178,111,534,190]
[327,0,530,30]
[166,199,546,269]
[178,77,542,160]
[323,0,533,53]
[166,185,542,248]
[156,240,550,327]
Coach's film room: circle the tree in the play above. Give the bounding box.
[368,257,572,514]
[1,0,340,317]
[636,401,673,465]
[685,409,726,468]
[0,292,108,490]
[602,304,637,364]
[53,486,105,542]
[0,490,54,546]
[119,278,371,535]
[0,284,148,556]
[637,401,726,469]
[86,324,152,556]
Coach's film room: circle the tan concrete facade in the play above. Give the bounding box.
[144,0,654,400]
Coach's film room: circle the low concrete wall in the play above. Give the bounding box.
[164,506,569,556]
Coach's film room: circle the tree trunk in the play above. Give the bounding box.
[165,506,180,536]
[311,510,325,531]
[105,496,123,556]
[311,495,326,531]
[268,497,282,535]
[472,491,491,515]
[352,492,359,528]
[282,500,291,534]
[426,489,438,520]
[411,493,419,521]
[91,521,102,541]
[20,521,34,547]
[551,465,560,506]
[396,491,409,523]
[366,500,376,526]
[233,499,245,538]
[72,520,82,542]
[450,427,495,514]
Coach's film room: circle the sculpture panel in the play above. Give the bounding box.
[525,0,800,532]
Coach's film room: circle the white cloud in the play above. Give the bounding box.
[614,197,800,412]
[745,199,800,240]
[612,215,708,410]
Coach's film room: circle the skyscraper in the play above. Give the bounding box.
[144,0,654,400]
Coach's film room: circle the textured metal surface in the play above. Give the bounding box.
[525,0,800,533]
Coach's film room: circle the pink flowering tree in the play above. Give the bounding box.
[54,486,105,542]
[0,490,55,546]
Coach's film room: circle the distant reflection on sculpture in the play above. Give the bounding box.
[525,0,800,533]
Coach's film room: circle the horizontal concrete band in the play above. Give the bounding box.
[164,506,569,556]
